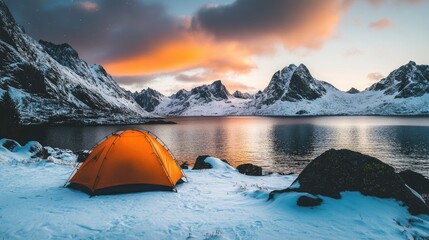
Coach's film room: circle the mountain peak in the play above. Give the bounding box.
[232,90,252,99]
[211,80,222,85]
[133,88,165,112]
[368,61,429,98]
[407,60,416,66]
[39,40,79,59]
[346,87,360,94]
[259,63,326,104]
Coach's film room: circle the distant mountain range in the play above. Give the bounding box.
[133,61,429,116]
[0,1,152,125]
[0,0,428,126]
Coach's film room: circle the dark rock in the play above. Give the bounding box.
[269,149,429,215]
[346,87,360,94]
[297,195,323,207]
[295,110,309,115]
[399,170,429,204]
[27,142,49,159]
[76,150,90,163]
[132,88,165,112]
[1,139,19,151]
[221,159,230,165]
[192,156,231,170]
[180,161,189,169]
[192,155,212,170]
[34,147,50,159]
[237,163,263,176]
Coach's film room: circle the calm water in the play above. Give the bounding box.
[2,116,429,177]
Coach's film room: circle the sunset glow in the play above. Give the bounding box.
[5,0,429,94]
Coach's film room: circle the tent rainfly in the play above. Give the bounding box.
[66,129,186,195]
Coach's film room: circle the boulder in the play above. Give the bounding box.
[399,170,429,204]
[192,155,212,170]
[1,139,19,151]
[180,161,189,169]
[192,156,232,170]
[236,163,263,176]
[26,141,50,159]
[297,195,323,207]
[75,150,90,163]
[270,149,429,215]
[221,159,230,165]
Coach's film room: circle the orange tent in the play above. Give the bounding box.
[66,129,186,195]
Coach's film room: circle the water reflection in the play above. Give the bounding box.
[1,116,428,177]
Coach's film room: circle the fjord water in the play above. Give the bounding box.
[4,116,429,177]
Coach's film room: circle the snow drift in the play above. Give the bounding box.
[1,139,428,239]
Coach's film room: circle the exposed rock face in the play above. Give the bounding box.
[180,161,189,169]
[346,87,360,94]
[399,170,429,204]
[189,80,232,103]
[297,195,323,207]
[257,64,328,105]
[232,90,253,99]
[0,0,152,125]
[132,88,165,112]
[192,155,213,170]
[269,149,429,215]
[236,163,262,176]
[368,61,429,98]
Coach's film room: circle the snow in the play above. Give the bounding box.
[204,157,237,171]
[0,140,428,239]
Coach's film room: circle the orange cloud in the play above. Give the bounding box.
[104,0,350,81]
[368,18,393,29]
[104,32,255,76]
[78,2,98,11]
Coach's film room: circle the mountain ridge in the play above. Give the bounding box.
[0,0,154,125]
[133,61,429,116]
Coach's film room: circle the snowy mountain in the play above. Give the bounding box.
[150,80,252,116]
[232,90,253,99]
[132,88,166,112]
[256,64,329,106]
[368,61,429,98]
[0,0,153,125]
[140,62,429,116]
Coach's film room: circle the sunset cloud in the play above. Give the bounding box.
[5,0,351,87]
[367,72,385,81]
[365,0,423,7]
[194,0,350,50]
[175,69,255,92]
[78,2,98,11]
[368,18,393,29]
[103,31,255,76]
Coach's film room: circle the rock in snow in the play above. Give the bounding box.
[270,149,429,215]
[192,155,235,171]
[236,163,263,176]
[192,155,214,170]
[296,195,323,207]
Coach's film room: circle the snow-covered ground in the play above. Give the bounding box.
[1,140,428,239]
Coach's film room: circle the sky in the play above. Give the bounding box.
[4,0,429,95]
